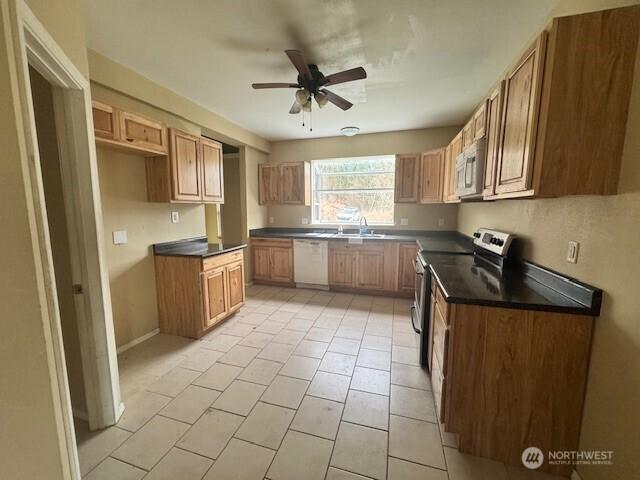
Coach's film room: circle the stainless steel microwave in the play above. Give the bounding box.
[455,138,486,198]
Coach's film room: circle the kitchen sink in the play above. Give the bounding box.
[334,233,386,239]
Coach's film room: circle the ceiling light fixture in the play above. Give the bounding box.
[315,91,328,108]
[295,88,311,105]
[340,126,360,137]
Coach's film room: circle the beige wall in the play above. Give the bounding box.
[457,1,640,479]
[92,84,207,348]
[1,0,90,478]
[267,128,460,230]
[31,67,87,415]
[240,146,269,278]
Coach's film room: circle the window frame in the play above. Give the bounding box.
[310,155,396,226]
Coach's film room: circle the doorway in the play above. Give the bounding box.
[29,66,88,419]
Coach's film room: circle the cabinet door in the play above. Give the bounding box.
[170,129,202,202]
[419,149,444,203]
[226,261,245,312]
[252,245,271,281]
[444,132,463,203]
[92,101,119,140]
[483,82,505,198]
[119,111,167,154]
[270,247,293,283]
[495,33,546,195]
[201,138,224,203]
[356,252,384,290]
[202,267,228,329]
[280,162,309,205]
[473,100,488,140]
[258,164,281,205]
[398,243,418,292]
[329,251,355,287]
[462,119,475,149]
[394,154,420,203]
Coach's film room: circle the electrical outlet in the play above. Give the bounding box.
[171,211,180,224]
[438,218,445,227]
[566,241,580,264]
[400,218,409,226]
[269,217,275,224]
[301,217,309,225]
[112,230,127,245]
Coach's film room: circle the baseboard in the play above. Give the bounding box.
[295,283,330,291]
[116,328,160,354]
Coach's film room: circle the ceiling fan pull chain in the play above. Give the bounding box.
[302,109,305,127]
[310,102,313,132]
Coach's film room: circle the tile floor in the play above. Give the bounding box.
[75,285,564,480]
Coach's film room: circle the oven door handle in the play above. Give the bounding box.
[410,305,421,334]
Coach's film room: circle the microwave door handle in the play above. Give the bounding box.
[465,157,475,187]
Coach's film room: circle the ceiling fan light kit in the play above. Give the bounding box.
[251,49,367,131]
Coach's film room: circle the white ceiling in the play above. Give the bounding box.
[86,0,557,141]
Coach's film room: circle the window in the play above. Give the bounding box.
[311,156,395,225]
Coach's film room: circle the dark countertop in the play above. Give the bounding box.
[153,237,247,258]
[249,227,474,253]
[427,253,601,316]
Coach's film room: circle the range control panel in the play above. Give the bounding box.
[472,228,515,257]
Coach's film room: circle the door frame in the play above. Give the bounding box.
[4,0,123,475]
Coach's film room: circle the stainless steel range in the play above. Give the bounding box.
[411,228,515,369]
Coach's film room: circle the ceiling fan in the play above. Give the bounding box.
[252,49,367,115]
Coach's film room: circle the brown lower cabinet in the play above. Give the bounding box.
[251,238,417,296]
[154,249,245,338]
[429,280,593,477]
[251,237,294,285]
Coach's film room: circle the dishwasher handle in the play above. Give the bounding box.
[410,304,421,334]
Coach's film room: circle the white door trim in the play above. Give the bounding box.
[4,0,122,476]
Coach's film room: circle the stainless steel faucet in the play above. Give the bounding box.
[359,216,369,235]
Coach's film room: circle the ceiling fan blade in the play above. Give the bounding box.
[320,89,353,110]
[289,101,301,114]
[320,66,367,86]
[252,83,300,89]
[285,49,312,80]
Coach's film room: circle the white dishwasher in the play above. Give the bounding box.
[293,239,329,289]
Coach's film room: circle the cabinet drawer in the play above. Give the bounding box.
[250,237,293,248]
[431,354,446,423]
[432,304,449,376]
[202,250,244,271]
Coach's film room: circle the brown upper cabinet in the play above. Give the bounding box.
[443,132,462,203]
[146,128,224,204]
[482,82,505,198]
[419,149,444,203]
[394,154,420,203]
[492,6,640,199]
[91,100,167,155]
[258,162,310,206]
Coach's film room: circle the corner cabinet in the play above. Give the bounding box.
[258,162,310,206]
[92,100,168,155]
[155,249,245,338]
[146,128,225,204]
[251,237,294,285]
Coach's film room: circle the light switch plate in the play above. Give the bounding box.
[438,218,445,226]
[301,217,309,225]
[171,211,180,224]
[269,217,274,224]
[400,218,409,226]
[567,240,580,263]
[112,230,127,245]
